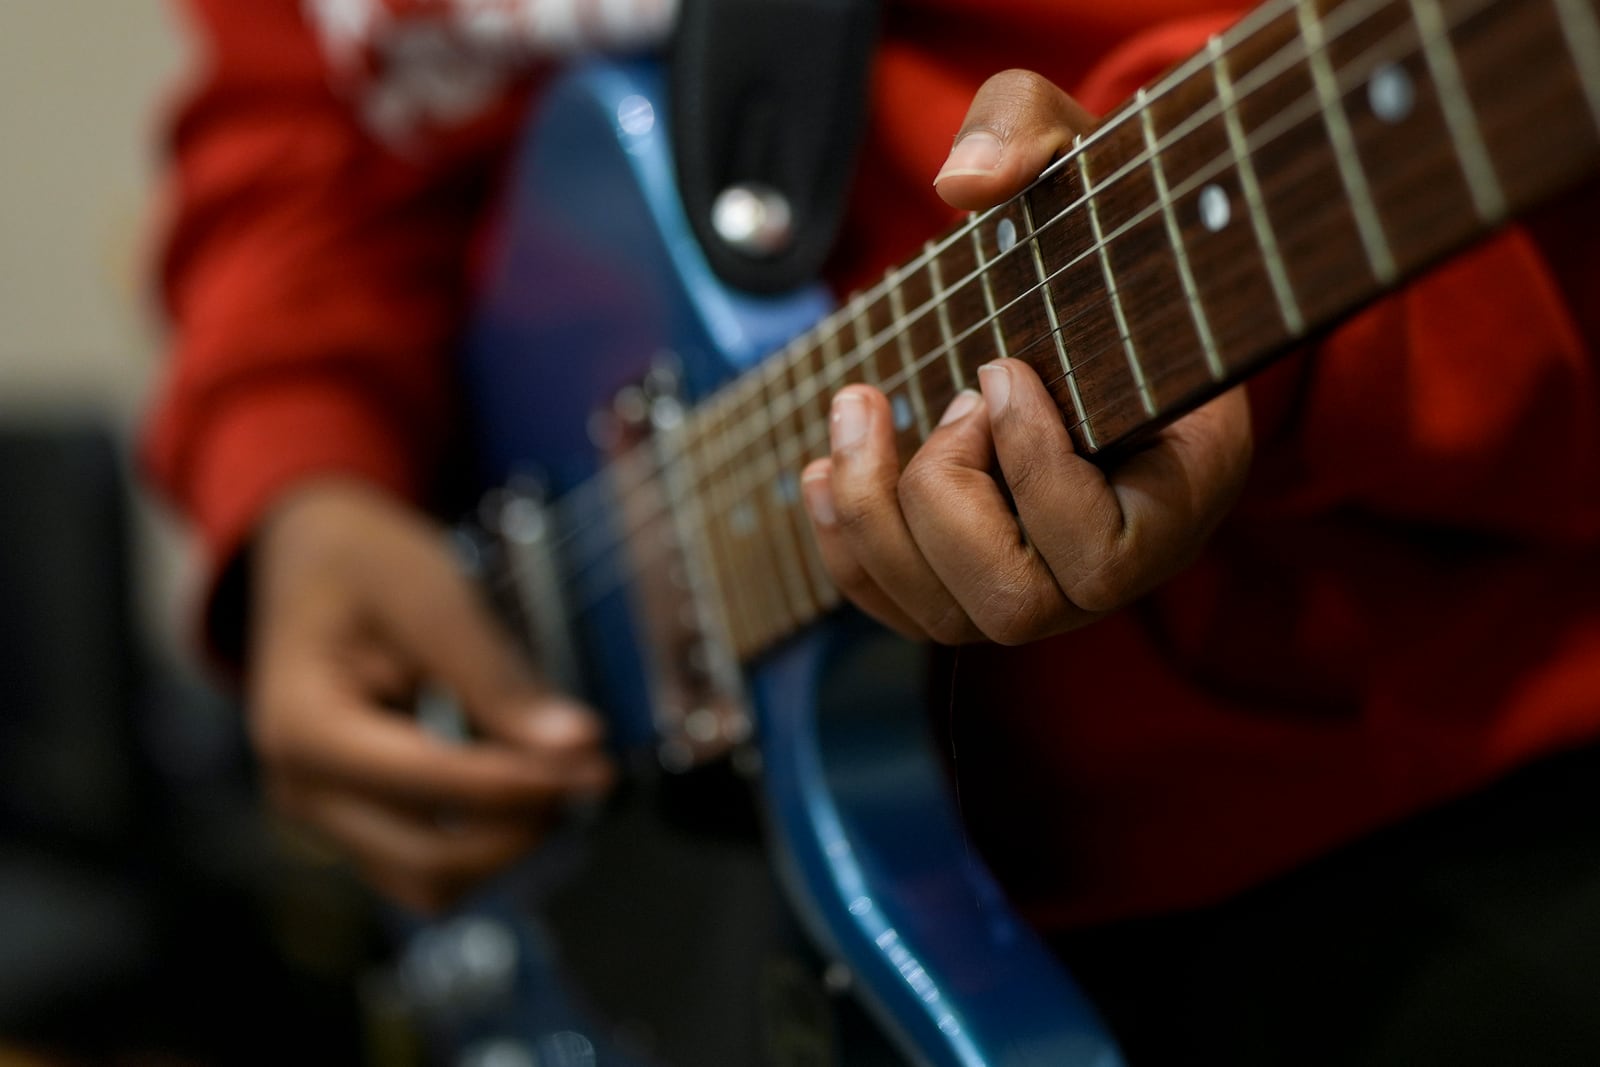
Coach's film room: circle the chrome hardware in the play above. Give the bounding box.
[458,1039,537,1067]
[483,482,582,697]
[608,366,749,771]
[535,1030,598,1067]
[712,183,794,256]
[399,916,520,1015]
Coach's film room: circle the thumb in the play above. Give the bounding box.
[933,69,1098,212]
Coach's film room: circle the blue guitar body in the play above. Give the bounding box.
[451,60,1123,1067]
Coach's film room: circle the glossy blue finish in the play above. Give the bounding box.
[756,625,1122,1067]
[461,59,1124,1066]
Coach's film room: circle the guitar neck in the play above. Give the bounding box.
[653,0,1600,659]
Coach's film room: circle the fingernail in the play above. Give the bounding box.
[937,389,983,427]
[531,703,594,743]
[830,391,868,452]
[978,362,1011,418]
[801,467,836,526]
[934,131,1003,184]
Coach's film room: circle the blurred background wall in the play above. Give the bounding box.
[0,7,378,1061]
[0,1,188,651]
[0,1,181,411]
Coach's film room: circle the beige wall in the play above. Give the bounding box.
[0,3,194,655]
[0,2,185,416]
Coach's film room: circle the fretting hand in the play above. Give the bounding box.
[801,70,1254,645]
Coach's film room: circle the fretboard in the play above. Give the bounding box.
[640,0,1600,660]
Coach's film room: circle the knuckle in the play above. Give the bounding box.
[1065,551,1135,615]
[821,549,874,599]
[925,601,976,646]
[980,68,1054,112]
[895,455,942,511]
[1003,67,1060,109]
[973,568,1053,646]
[1002,449,1048,501]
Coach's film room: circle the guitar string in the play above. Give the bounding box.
[512,0,1498,625]
[492,0,1504,623]
[544,0,1498,604]
[532,0,1396,552]
[684,0,1494,516]
[532,0,1479,607]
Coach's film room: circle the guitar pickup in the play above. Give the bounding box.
[606,365,751,773]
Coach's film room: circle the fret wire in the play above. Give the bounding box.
[848,294,879,385]
[548,0,1427,560]
[926,244,966,391]
[568,2,1463,580]
[553,0,1529,610]
[720,376,790,645]
[1078,145,1158,418]
[1136,86,1226,381]
[653,425,741,689]
[880,12,1451,433]
[583,0,1492,565]
[761,357,832,612]
[1407,0,1507,221]
[794,335,831,435]
[1020,191,1096,448]
[692,402,757,653]
[1553,0,1600,134]
[1297,0,1398,283]
[733,372,802,635]
[886,265,933,436]
[969,226,1012,361]
[753,358,818,617]
[1210,35,1307,336]
[705,386,766,650]
[619,0,1438,514]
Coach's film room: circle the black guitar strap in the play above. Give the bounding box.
[670,0,882,294]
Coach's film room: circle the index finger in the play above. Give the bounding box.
[256,672,611,816]
[984,358,1251,614]
[934,69,1098,211]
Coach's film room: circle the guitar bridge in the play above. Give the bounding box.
[481,363,749,774]
[607,363,750,772]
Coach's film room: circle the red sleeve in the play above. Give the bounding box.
[143,0,534,660]
[1244,207,1600,546]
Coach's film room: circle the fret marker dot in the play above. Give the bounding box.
[775,472,800,506]
[1368,63,1414,124]
[995,217,1017,253]
[1199,184,1231,233]
[731,503,756,536]
[891,393,915,431]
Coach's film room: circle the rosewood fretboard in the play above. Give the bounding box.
[614,0,1600,660]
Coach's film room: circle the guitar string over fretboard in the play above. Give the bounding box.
[555,0,1600,661]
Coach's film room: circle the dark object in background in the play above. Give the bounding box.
[0,420,372,1063]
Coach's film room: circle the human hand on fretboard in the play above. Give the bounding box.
[799,70,1254,645]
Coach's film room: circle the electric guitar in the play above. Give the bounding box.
[397,0,1600,1062]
